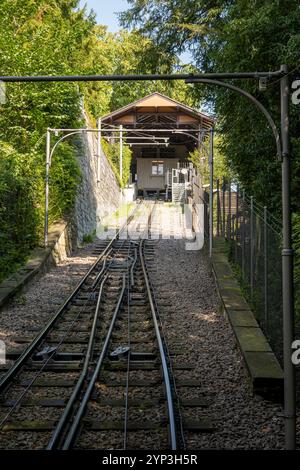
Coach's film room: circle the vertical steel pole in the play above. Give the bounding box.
[228,180,232,240]
[217,178,220,236]
[264,206,268,328]
[250,196,254,299]
[209,128,214,258]
[44,129,51,247]
[119,124,123,183]
[242,189,246,276]
[280,64,296,450]
[235,185,239,261]
[198,125,202,156]
[222,177,226,237]
[97,118,101,182]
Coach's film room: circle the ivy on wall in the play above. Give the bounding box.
[101,139,132,189]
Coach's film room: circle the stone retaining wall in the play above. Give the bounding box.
[73,112,121,244]
[211,237,283,398]
[0,219,72,309]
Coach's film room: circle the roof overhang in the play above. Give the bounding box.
[101,92,213,129]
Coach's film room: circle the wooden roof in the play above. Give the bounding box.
[101,92,213,128]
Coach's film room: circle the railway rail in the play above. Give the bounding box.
[0,201,213,450]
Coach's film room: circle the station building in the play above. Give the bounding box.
[101,92,213,202]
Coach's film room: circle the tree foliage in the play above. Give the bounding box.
[120,0,300,319]
[0,0,197,281]
[120,0,300,211]
[82,26,200,119]
[189,135,232,186]
[0,0,94,280]
[101,138,132,189]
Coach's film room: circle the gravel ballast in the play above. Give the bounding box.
[149,235,286,450]
[0,242,99,357]
[0,201,298,449]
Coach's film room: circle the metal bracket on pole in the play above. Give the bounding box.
[282,248,294,257]
[186,77,282,160]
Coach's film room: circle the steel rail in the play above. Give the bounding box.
[130,246,138,287]
[0,239,131,430]
[57,202,153,450]
[146,256,186,449]
[139,239,177,450]
[46,273,109,449]
[40,211,136,440]
[0,203,139,394]
[123,245,132,450]
[92,251,111,288]
[61,274,127,450]
[123,202,156,448]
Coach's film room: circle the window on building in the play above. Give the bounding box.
[151,160,164,176]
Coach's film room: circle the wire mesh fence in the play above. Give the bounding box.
[215,177,284,364]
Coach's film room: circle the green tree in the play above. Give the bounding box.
[189,135,232,186]
[0,0,95,280]
[120,0,300,211]
[0,0,200,282]
[120,0,300,325]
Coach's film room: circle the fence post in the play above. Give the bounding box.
[242,189,246,275]
[235,184,239,261]
[222,177,226,237]
[264,206,268,328]
[217,178,220,236]
[250,196,254,299]
[228,180,232,240]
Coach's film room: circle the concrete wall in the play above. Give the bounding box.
[73,114,121,244]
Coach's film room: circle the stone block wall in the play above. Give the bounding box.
[73,113,121,244]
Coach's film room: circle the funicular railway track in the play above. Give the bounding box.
[0,201,197,450]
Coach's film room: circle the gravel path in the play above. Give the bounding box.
[150,237,286,450]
